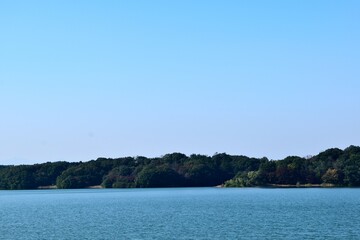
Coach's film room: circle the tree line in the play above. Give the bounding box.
[0,145,359,190]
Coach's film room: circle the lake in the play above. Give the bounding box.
[0,188,359,239]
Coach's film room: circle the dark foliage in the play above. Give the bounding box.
[1,146,360,189]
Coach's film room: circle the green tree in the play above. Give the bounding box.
[135,166,184,188]
[343,154,360,186]
[321,168,342,185]
[102,166,135,188]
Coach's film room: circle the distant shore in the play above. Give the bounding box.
[1,146,359,190]
[37,185,104,189]
[34,184,339,190]
[264,183,336,188]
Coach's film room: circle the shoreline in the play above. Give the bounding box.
[31,184,341,190]
[263,183,336,188]
[3,185,360,191]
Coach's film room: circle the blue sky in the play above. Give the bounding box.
[1,1,359,164]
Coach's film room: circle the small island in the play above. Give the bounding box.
[0,145,359,190]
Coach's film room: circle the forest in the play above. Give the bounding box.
[0,145,360,190]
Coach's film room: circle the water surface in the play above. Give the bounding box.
[0,188,359,239]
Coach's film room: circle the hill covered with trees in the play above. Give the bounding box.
[0,146,360,190]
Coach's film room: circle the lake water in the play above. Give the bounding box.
[0,188,359,239]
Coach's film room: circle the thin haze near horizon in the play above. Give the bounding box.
[1,1,359,165]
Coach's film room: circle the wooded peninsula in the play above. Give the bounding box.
[1,146,360,190]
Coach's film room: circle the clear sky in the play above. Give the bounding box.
[1,1,359,164]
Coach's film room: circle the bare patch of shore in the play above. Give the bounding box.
[266,183,335,188]
[37,185,57,189]
[87,185,103,189]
